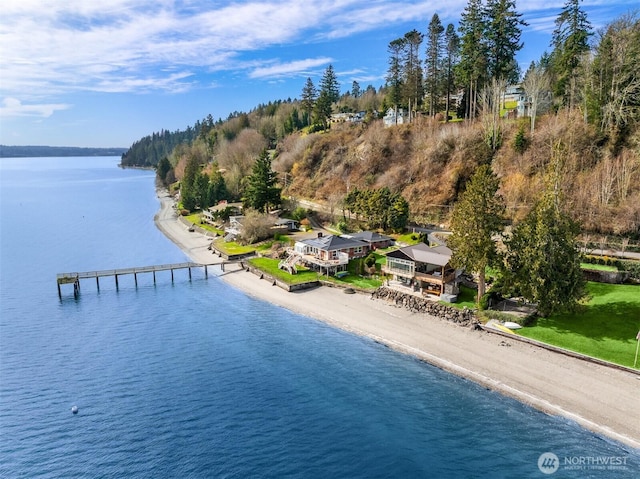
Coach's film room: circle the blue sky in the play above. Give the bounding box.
[0,0,636,148]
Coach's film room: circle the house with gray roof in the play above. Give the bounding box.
[293,233,369,275]
[342,231,393,250]
[382,242,460,296]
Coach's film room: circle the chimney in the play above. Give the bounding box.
[317,232,323,238]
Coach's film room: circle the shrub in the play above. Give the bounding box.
[619,260,640,280]
[364,253,377,268]
[238,210,274,244]
[291,206,308,222]
[512,125,529,154]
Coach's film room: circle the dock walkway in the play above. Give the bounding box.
[56,261,242,298]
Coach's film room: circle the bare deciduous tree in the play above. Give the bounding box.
[522,64,551,133]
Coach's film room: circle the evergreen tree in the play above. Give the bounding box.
[458,0,488,119]
[206,168,229,207]
[301,77,317,127]
[180,155,201,211]
[550,0,592,108]
[483,0,527,83]
[444,23,460,122]
[425,15,445,117]
[386,38,406,114]
[389,194,410,232]
[502,146,585,316]
[351,80,361,98]
[243,149,282,213]
[403,29,424,120]
[319,64,340,104]
[313,90,333,130]
[156,157,172,185]
[194,172,209,209]
[447,165,506,304]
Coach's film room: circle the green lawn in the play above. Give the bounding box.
[248,257,320,284]
[518,282,640,368]
[394,233,423,245]
[185,213,225,235]
[249,257,382,289]
[445,285,477,309]
[212,238,256,255]
[324,273,383,290]
[581,262,618,272]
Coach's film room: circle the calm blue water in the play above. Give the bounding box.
[0,157,637,478]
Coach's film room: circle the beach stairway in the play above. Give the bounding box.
[278,252,301,275]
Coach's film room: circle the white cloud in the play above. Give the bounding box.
[0,1,460,98]
[0,0,632,100]
[249,57,333,79]
[0,97,71,118]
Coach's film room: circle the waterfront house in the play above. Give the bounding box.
[202,201,243,224]
[382,243,459,296]
[342,231,393,250]
[293,233,369,276]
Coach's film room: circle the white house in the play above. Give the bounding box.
[383,108,405,127]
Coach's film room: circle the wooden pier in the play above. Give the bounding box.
[56,262,217,298]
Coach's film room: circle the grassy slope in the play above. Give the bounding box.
[518,282,640,368]
[248,257,319,284]
[580,262,618,272]
[249,257,382,289]
[213,238,256,255]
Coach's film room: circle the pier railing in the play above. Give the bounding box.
[56,262,226,298]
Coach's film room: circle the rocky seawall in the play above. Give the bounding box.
[372,287,478,326]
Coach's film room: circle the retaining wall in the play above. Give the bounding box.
[372,287,478,326]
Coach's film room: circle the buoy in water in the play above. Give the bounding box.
[71,405,79,414]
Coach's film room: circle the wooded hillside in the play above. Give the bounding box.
[125,6,639,237]
[274,112,639,235]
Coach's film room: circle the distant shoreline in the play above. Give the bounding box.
[0,145,127,158]
[153,187,640,451]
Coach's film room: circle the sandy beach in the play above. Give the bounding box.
[154,190,640,450]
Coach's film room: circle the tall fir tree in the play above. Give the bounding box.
[386,37,406,114]
[425,15,445,117]
[319,64,340,104]
[447,165,506,304]
[458,0,488,119]
[502,143,585,316]
[402,29,424,120]
[300,77,317,127]
[444,23,460,122]
[550,0,592,108]
[483,0,527,83]
[243,149,282,213]
[351,80,361,98]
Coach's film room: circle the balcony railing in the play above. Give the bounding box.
[300,252,349,267]
[383,266,456,285]
[381,265,413,277]
[415,270,456,284]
